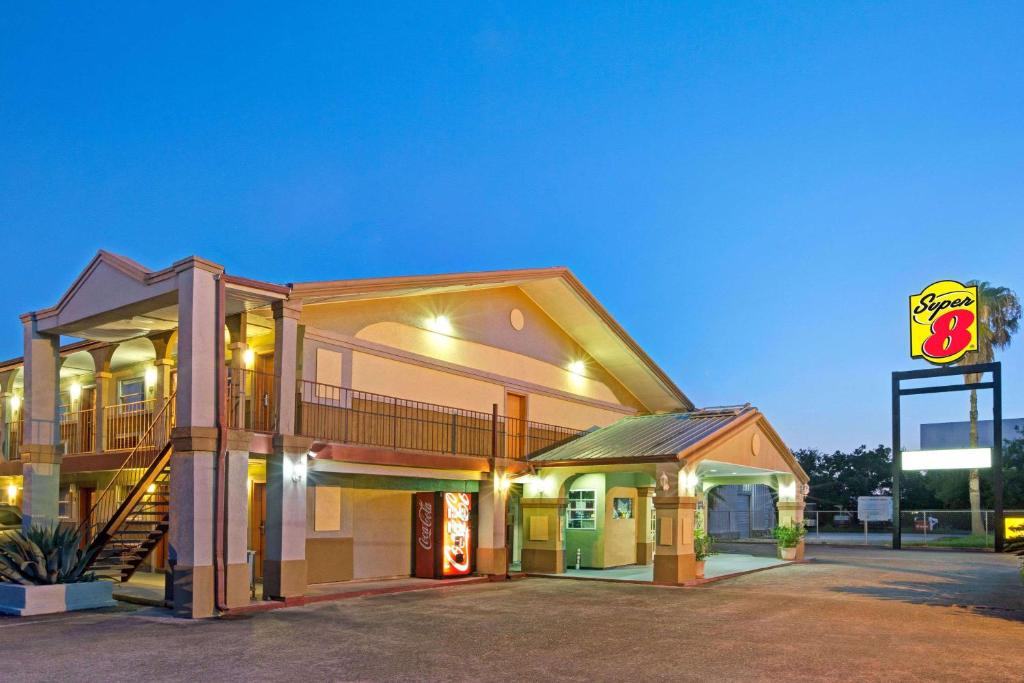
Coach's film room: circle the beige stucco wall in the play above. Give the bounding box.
[351,489,412,580]
[299,285,645,415]
[604,486,637,568]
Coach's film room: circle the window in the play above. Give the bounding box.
[119,378,145,409]
[567,489,596,529]
[612,497,634,519]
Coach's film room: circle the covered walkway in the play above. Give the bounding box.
[514,404,810,585]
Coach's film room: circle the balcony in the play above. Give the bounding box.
[3,372,585,464]
[229,370,586,460]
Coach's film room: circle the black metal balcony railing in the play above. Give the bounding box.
[288,378,585,460]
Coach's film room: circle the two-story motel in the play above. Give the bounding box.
[0,251,807,617]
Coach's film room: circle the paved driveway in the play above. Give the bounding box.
[2,546,1022,682]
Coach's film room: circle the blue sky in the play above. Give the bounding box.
[2,3,1023,451]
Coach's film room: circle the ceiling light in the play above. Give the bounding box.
[568,360,585,376]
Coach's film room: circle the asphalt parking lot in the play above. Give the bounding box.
[2,545,1022,682]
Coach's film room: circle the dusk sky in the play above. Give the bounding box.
[2,3,1022,452]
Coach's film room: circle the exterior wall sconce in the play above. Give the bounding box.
[69,382,82,403]
[425,315,453,335]
[242,348,255,368]
[567,360,585,376]
[291,459,306,483]
[9,394,20,413]
[144,366,158,389]
[6,484,17,505]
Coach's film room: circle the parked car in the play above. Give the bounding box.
[0,504,22,538]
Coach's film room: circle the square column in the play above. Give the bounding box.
[20,314,61,530]
[777,500,806,561]
[169,433,218,618]
[477,472,508,577]
[169,261,221,618]
[272,300,302,436]
[224,431,251,608]
[520,497,566,573]
[264,434,311,600]
[635,486,655,565]
[652,495,698,585]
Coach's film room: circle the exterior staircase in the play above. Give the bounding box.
[87,445,172,581]
[79,394,175,582]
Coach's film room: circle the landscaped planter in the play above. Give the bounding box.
[0,582,115,617]
[779,546,798,561]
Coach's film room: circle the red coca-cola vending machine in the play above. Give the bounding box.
[413,491,478,578]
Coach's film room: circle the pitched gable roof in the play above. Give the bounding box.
[290,267,691,412]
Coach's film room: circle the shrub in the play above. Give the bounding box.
[694,528,716,561]
[772,520,807,548]
[0,524,100,585]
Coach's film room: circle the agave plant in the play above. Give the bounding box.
[0,524,100,585]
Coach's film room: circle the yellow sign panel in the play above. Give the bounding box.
[1007,517,1024,540]
[909,280,978,365]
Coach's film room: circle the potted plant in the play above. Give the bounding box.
[772,520,807,561]
[0,523,114,616]
[693,528,715,578]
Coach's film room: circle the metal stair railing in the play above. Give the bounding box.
[77,392,175,561]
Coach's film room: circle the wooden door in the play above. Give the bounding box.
[252,354,276,432]
[505,393,527,459]
[250,483,267,579]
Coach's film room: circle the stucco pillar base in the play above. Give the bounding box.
[653,553,697,585]
[225,562,251,608]
[635,542,654,566]
[21,447,61,530]
[476,546,508,577]
[172,565,215,618]
[522,548,564,574]
[777,500,806,561]
[520,497,567,574]
[264,559,307,600]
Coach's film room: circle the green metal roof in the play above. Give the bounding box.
[529,405,753,463]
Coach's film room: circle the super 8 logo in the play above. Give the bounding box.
[909,280,978,365]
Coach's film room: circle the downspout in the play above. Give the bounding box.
[213,274,229,613]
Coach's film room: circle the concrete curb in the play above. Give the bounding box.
[526,559,807,588]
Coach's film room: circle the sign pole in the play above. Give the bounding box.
[993,363,1004,552]
[891,372,902,550]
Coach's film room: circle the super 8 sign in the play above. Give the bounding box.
[909,280,978,365]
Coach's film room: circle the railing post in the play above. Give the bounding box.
[491,403,499,459]
[450,413,458,454]
[391,397,398,448]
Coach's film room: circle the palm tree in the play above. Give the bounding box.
[958,281,1021,535]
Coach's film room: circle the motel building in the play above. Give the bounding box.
[0,251,808,618]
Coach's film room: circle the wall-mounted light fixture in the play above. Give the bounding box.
[144,366,158,388]
[9,394,20,413]
[425,315,453,335]
[69,382,82,403]
[567,360,586,376]
[6,484,17,505]
[496,473,511,493]
[291,459,307,483]
[778,480,797,502]
[243,348,255,368]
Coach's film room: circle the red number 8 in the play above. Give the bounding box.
[922,309,974,358]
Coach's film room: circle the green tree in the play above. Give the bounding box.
[958,281,1021,533]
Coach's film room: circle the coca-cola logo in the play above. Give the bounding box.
[417,500,433,550]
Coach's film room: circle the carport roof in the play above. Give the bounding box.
[530,405,754,463]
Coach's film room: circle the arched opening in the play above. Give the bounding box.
[59,350,96,454]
